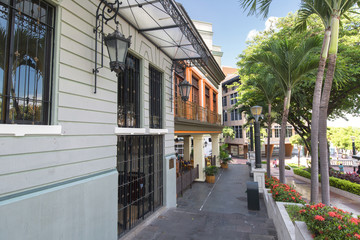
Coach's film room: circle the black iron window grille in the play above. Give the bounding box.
[118,54,140,128]
[0,0,54,124]
[117,135,163,237]
[149,66,162,129]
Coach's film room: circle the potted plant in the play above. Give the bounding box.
[204,166,219,183]
[219,144,232,169]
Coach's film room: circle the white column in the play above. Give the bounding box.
[183,136,191,161]
[253,168,266,193]
[193,134,205,182]
[210,134,220,167]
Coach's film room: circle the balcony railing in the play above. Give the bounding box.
[174,97,221,125]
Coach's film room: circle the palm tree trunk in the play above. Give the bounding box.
[319,14,340,206]
[310,28,331,203]
[279,89,291,183]
[267,103,272,177]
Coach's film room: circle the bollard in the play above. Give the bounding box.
[246,181,259,210]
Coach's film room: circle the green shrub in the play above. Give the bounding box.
[293,168,311,179]
[285,165,291,170]
[293,169,360,196]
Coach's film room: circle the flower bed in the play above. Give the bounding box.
[329,170,360,184]
[295,203,360,239]
[265,176,305,203]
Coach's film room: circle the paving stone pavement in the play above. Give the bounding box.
[128,164,277,240]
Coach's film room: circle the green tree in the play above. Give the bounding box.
[244,37,321,183]
[223,126,235,139]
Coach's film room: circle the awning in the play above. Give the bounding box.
[116,0,225,84]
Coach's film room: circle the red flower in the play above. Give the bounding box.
[328,212,336,217]
[314,215,325,221]
[349,218,359,225]
[299,209,306,214]
[291,197,295,200]
[355,233,360,240]
[338,225,342,230]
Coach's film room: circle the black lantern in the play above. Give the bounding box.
[179,79,192,101]
[104,27,131,74]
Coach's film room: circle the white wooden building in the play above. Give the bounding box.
[0,0,220,239]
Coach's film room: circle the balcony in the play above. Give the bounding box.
[174,97,221,125]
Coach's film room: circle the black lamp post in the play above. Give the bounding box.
[251,106,263,168]
[104,26,131,74]
[249,119,255,152]
[351,136,356,155]
[179,79,192,101]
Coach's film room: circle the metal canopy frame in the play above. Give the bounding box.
[113,0,215,70]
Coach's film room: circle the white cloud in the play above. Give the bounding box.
[265,17,279,31]
[245,16,279,41]
[246,29,259,41]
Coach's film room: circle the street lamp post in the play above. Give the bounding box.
[249,119,255,152]
[251,106,263,169]
[351,136,356,172]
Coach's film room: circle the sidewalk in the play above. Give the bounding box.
[126,164,277,240]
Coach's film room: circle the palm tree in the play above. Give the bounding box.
[295,0,332,204]
[247,74,279,177]
[317,0,359,205]
[247,37,320,183]
[296,0,359,205]
[239,0,273,18]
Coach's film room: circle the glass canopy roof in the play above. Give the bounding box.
[118,0,209,62]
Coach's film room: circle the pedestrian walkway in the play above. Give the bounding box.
[270,163,360,216]
[126,164,277,240]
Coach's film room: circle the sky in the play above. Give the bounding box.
[177,0,360,127]
[177,0,301,68]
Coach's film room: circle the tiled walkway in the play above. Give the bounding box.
[127,164,277,240]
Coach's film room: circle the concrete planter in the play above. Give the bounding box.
[263,190,311,240]
[295,221,313,240]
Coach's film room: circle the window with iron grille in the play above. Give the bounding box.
[149,66,162,129]
[117,135,163,237]
[0,0,54,124]
[222,96,227,107]
[118,54,140,128]
[223,110,227,122]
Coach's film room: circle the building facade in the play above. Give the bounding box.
[0,0,221,239]
[221,68,295,159]
[174,19,224,182]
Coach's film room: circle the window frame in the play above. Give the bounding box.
[0,0,55,125]
[149,65,162,129]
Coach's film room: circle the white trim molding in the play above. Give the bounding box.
[114,127,146,135]
[148,129,169,135]
[0,124,62,137]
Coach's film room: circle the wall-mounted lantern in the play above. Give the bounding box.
[93,0,131,93]
[104,27,131,73]
[179,79,192,102]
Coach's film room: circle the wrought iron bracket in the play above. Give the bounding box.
[93,0,122,93]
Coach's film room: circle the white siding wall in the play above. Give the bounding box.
[0,0,175,197]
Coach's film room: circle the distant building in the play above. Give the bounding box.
[221,67,296,158]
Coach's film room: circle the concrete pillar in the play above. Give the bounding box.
[183,136,191,161]
[193,134,205,182]
[210,134,220,167]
